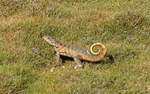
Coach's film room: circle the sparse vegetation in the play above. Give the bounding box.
[0,0,150,94]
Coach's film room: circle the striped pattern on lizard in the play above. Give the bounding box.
[43,36,107,69]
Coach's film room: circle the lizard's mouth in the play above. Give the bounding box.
[43,36,49,42]
[43,36,54,41]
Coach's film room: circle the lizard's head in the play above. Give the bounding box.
[43,36,58,46]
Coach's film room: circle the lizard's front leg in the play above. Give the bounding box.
[55,51,63,66]
[51,52,63,72]
[73,57,83,69]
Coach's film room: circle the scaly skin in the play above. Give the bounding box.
[43,36,107,69]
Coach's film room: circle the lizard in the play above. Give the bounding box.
[43,36,110,69]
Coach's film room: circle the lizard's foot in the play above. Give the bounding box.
[74,64,83,69]
[50,65,65,72]
[62,65,65,68]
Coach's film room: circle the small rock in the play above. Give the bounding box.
[50,67,55,72]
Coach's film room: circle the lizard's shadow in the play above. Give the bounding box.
[60,54,115,64]
[60,56,74,63]
[94,54,115,64]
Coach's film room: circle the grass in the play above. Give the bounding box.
[0,0,150,94]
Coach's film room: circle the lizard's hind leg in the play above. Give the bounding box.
[73,57,83,69]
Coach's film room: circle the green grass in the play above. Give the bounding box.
[0,0,150,94]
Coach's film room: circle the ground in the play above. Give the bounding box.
[0,0,150,94]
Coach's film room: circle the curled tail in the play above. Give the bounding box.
[89,43,107,61]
